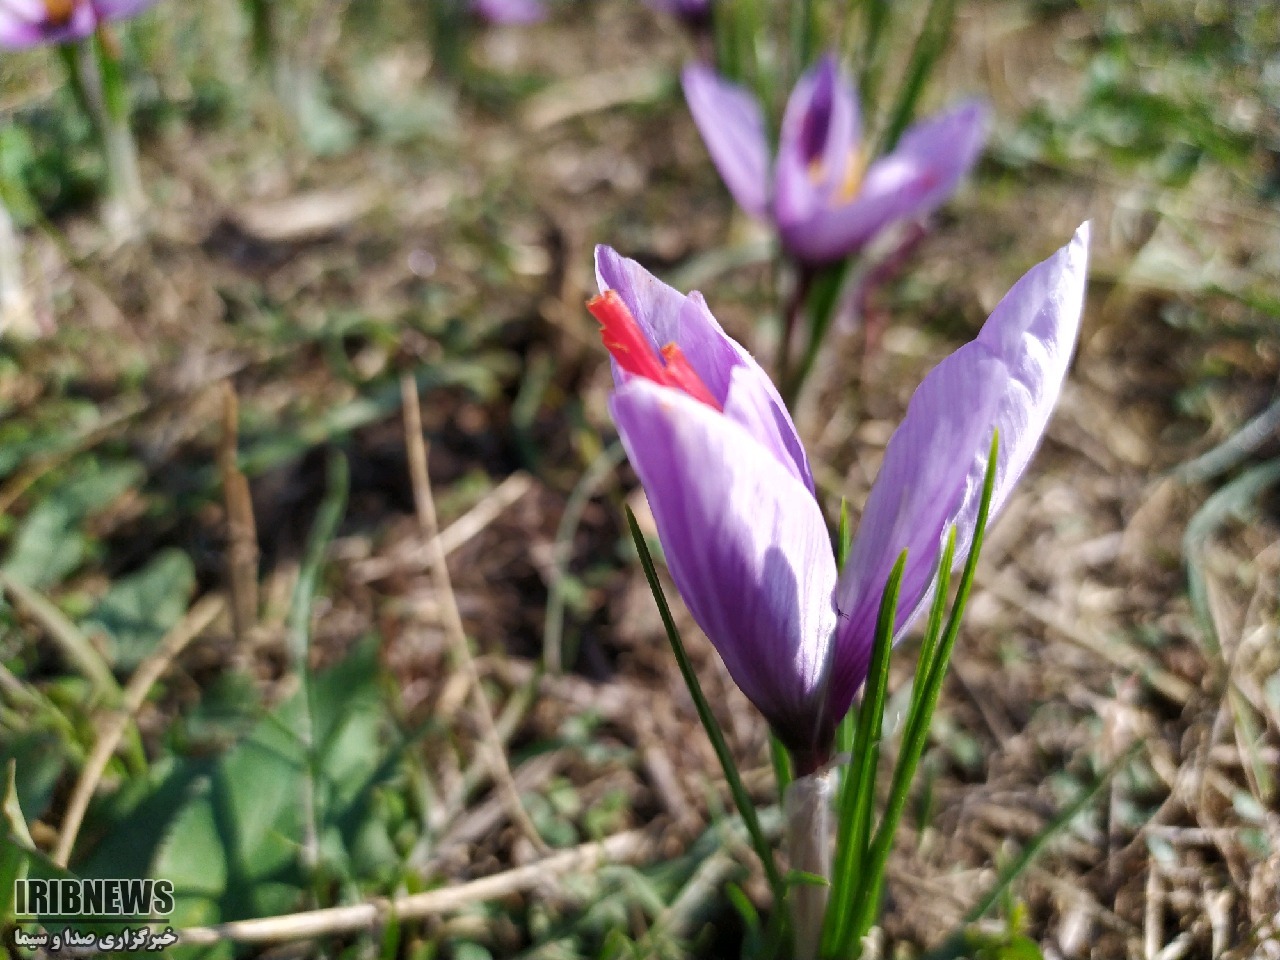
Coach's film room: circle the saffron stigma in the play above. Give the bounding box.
[588,290,721,410]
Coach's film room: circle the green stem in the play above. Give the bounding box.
[777,265,813,406]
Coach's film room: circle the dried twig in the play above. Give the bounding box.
[399,373,550,856]
[53,594,224,867]
[0,572,120,701]
[179,827,653,945]
[352,471,533,584]
[220,383,260,645]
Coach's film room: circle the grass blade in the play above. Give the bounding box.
[878,0,957,152]
[920,744,1142,960]
[821,550,906,955]
[847,432,999,945]
[288,450,349,881]
[624,507,787,912]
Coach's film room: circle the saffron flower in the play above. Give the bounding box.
[682,54,988,266]
[0,0,158,49]
[592,225,1088,769]
[470,0,545,25]
[643,0,712,27]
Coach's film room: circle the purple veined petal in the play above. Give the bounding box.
[681,63,771,219]
[611,378,838,751]
[825,224,1088,721]
[0,0,96,48]
[721,365,812,490]
[773,54,861,236]
[687,293,815,490]
[92,0,161,22]
[595,245,732,398]
[595,245,815,490]
[471,0,546,24]
[949,221,1089,565]
[0,0,48,49]
[779,99,989,265]
[826,345,1004,722]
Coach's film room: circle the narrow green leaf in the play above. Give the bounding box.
[288,450,349,884]
[879,0,958,152]
[2,760,33,849]
[822,549,906,955]
[964,745,1140,925]
[836,499,853,573]
[920,746,1140,960]
[624,508,787,912]
[770,733,794,799]
[835,706,856,757]
[908,528,956,721]
[847,433,999,945]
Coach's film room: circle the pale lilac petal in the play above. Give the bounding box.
[949,222,1089,564]
[827,346,1004,720]
[0,13,44,48]
[826,224,1088,719]
[93,0,160,21]
[721,366,809,488]
[780,100,989,264]
[595,245,813,490]
[612,379,838,749]
[774,55,861,231]
[596,245,734,399]
[471,0,546,23]
[0,0,95,47]
[682,64,771,219]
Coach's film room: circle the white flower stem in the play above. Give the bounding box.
[0,199,36,337]
[785,769,836,960]
[100,103,146,235]
[69,33,147,239]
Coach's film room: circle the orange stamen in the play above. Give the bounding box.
[587,290,722,411]
[44,0,76,26]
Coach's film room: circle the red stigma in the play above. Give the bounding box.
[588,291,721,411]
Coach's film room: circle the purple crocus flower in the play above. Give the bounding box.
[644,0,712,27]
[0,0,158,49]
[591,224,1088,769]
[682,54,989,266]
[470,0,545,25]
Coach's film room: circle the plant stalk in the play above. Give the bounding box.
[785,769,835,960]
[0,200,36,338]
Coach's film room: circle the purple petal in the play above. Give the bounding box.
[0,0,96,48]
[595,245,814,490]
[774,55,861,232]
[644,0,712,21]
[950,221,1090,563]
[682,63,771,219]
[92,0,160,21]
[611,379,838,749]
[826,223,1088,720]
[779,99,989,264]
[471,0,546,23]
[827,345,1004,720]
